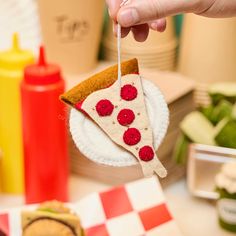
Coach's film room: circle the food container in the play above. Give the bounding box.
[215,162,236,232]
[37,0,105,75]
[187,144,236,199]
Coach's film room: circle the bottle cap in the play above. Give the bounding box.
[0,33,34,70]
[24,46,62,85]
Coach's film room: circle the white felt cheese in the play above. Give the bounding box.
[80,74,167,178]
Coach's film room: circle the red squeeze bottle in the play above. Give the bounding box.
[21,46,68,203]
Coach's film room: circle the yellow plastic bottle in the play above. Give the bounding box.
[0,34,34,193]
[0,148,2,192]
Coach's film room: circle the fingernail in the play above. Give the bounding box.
[120,0,130,7]
[150,22,158,30]
[156,20,166,32]
[119,8,139,27]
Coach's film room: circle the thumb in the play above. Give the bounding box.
[117,0,201,27]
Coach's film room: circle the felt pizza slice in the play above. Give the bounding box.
[61,59,167,178]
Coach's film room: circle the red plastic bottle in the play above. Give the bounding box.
[21,46,68,203]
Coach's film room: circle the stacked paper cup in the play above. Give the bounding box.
[103,17,178,71]
[178,14,236,106]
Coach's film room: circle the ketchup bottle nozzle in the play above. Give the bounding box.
[24,46,61,85]
[38,46,47,66]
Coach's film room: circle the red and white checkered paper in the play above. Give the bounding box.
[0,177,183,236]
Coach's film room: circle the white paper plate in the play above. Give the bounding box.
[69,79,169,167]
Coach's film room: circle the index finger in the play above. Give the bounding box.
[106,0,124,20]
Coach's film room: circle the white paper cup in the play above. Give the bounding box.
[178,14,236,83]
[38,0,105,75]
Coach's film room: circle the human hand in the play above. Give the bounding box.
[106,0,236,41]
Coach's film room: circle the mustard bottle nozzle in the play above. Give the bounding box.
[0,33,34,70]
[38,46,47,66]
[12,33,20,51]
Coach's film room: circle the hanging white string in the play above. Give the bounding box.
[117,0,129,89]
[117,23,122,89]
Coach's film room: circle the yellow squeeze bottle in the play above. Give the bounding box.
[0,149,2,192]
[0,34,34,193]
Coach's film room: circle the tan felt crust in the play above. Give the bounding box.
[60,58,139,106]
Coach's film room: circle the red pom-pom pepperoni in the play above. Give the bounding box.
[120,84,138,101]
[96,99,114,116]
[123,128,141,145]
[117,109,135,126]
[139,146,154,161]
